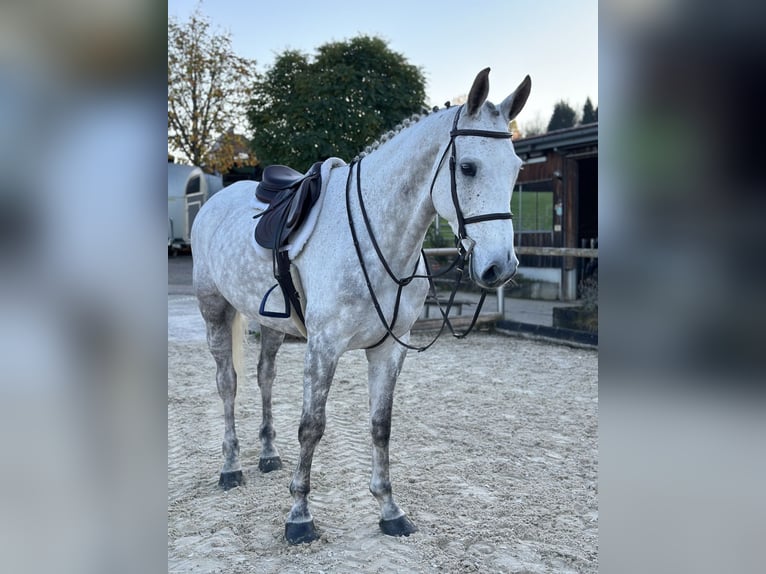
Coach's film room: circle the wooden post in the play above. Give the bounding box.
[559,157,578,300]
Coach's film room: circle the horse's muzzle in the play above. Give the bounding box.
[473,252,518,289]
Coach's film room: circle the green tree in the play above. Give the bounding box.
[248,35,427,168]
[168,8,258,173]
[547,100,577,132]
[581,97,597,124]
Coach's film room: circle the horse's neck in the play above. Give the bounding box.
[355,114,450,272]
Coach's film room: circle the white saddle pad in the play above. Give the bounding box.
[251,157,346,260]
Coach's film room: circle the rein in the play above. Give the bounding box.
[346,105,514,352]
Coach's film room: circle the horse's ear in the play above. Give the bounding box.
[499,75,532,122]
[466,67,491,116]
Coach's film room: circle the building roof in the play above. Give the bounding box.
[513,123,598,158]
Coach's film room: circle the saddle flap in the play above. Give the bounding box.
[286,186,307,227]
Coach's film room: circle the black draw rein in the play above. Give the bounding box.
[346,104,514,352]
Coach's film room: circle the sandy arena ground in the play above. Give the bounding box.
[168,294,598,573]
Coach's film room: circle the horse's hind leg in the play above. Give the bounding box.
[198,293,245,489]
[366,337,418,536]
[256,325,285,472]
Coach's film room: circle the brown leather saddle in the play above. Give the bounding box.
[254,161,323,249]
[253,161,323,325]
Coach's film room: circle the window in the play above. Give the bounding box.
[185,175,201,195]
[513,180,553,232]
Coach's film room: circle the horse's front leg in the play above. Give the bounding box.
[285,338,340,544]
[366,337,418,536]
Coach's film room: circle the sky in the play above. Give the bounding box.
[167,0,598,131]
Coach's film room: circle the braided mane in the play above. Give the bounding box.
[352,105,454,162]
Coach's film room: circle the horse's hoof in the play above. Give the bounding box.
[379,515,418,537]
[218,470,244,490]
[259,456,283,473]
[285,520,320,545]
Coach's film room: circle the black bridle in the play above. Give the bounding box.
[433,104,515,255]
[346,104,514,352]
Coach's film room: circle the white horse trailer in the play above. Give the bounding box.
[168,163,223,254]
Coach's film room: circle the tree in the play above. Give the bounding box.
[509,119,521,140]
[547,100,578,132]
[248,35,427,168]
[581,97,597,124]
[168,8,258,173]
[520,111,547,137]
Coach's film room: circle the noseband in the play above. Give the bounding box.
[346,105,515,351]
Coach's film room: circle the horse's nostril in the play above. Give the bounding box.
[481,264,500,285]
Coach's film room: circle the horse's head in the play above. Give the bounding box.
[430,68,531,289]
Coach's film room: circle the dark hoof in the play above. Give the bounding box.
[379,515,418,537]
[285,520,320,545]
[218,470,244,490]
[259,456,283,473]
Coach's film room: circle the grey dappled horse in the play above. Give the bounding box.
[191,68,531,544]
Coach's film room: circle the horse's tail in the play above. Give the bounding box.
[232,312,246,381]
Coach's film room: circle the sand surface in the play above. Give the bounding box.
[168,295,598,573]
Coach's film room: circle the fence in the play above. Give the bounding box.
[422,246,599,315]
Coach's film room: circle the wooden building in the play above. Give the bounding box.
[511,123,597,300]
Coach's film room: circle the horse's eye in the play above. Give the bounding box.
[460,162,477,177]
